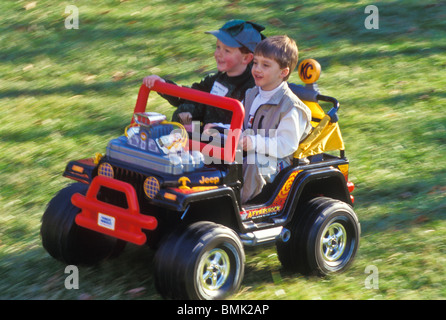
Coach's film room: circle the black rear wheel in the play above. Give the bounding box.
[277,197,360,275]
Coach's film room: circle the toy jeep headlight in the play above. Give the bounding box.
[144,176,160,199]
[98,163,114,178]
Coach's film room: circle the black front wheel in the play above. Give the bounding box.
[154,222,245,300]
[277,197,360,276]
[41,183,124,265]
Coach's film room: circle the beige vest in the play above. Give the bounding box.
[243,82,312,141]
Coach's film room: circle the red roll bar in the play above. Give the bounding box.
[133,82,245,163]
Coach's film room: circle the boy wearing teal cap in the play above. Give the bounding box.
[143,20,265,127]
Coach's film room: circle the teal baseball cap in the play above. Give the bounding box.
[206,19,266,52]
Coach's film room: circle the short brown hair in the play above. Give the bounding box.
[238,45,252,54]
[254,35,299,81]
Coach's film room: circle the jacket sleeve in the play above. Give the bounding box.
[249,108,306,158]
[158,73,217,107]
[157,79,182,107]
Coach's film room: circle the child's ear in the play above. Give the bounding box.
[281,67,290,79]
[244,52,254,65]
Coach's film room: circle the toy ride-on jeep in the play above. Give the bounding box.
[41,59,360,300]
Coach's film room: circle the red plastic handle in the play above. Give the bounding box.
[133,82,245,163]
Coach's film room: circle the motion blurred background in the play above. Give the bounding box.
[1,0,445,299]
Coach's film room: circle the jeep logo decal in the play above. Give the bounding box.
[199,176,220,185]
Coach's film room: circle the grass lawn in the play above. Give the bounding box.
[1,0,445,300]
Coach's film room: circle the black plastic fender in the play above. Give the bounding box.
[279,166,353,226]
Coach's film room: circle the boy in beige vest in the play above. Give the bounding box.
[240,35,312,204]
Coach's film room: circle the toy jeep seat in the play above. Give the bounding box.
[290,59,345,160]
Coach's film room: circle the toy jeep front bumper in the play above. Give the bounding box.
[72,175,158,245]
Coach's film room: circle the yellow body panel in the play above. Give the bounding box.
[295,101,345,159]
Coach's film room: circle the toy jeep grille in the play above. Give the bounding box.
[96,165,152,210]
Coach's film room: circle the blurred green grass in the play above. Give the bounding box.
[1,0,445,300]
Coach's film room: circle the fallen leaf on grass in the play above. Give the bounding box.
[112,71,136,81]
[268,18,284,27]
[427,185,446,195]
[23,64,34,71]
[78,293,94,300]
[399,192,414,199]
[112,71,125,81]
[84,74,97,84]
[24,2,37,10]
[125,287,146,297]
[414,215,429,224]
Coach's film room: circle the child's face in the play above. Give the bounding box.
[214,40,252,77]
[252,55,290,91]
